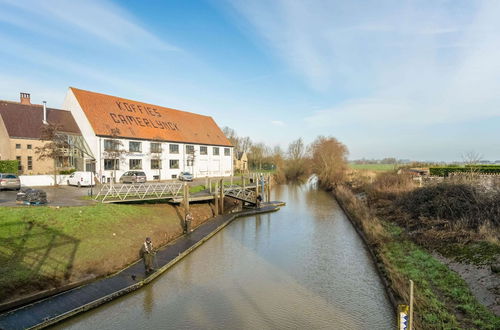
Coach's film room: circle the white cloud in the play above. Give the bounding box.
[271,120,285,127]
[0,0,178,52]
[226,0,500,128]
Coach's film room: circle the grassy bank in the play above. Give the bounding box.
[348,163,397,171]
[0,202,215,304]
[335,185,500,329]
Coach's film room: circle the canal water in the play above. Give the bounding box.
[56,183,394,329]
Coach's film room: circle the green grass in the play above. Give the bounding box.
[349,163,397,171]
[382,228,500,329]
[0,204,181,302]
[439,241,500,266]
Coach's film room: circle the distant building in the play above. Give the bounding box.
[233,151,248,173]
[0,93,83,174]
[63,87,233,182]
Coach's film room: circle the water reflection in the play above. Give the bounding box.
[56,183,393,330]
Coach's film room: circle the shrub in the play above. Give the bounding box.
[0,160,19,173]
[430,167,500,176]
[59,169,76,175]
[397,183,500,228]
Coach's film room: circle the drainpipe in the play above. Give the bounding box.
[42,101,48,124]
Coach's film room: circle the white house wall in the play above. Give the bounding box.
[97,137,233,182]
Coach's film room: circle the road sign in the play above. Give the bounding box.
[398,304,409,330]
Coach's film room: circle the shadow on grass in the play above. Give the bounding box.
[0,220,80,302]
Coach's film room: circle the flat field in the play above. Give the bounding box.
[348,163,396,171]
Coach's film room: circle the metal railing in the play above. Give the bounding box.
[94,182,184,202]
[224,185,257,204]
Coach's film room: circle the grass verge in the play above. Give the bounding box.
[335,185,500,329]
[0,202,213,304]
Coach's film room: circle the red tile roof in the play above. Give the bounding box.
[0,101,81,139]
[70,88,232,147]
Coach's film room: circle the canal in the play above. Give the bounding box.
[56,183,394,329]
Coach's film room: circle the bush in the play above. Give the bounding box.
[59,169,76,175]
[430,167,500,176]
[397,183,500,228]
[0,160,19,173]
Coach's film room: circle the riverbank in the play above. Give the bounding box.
[0,202,283,329]
[334,184,500,329]
[0,201,226,309]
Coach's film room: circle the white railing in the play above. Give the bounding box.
[94,182,184,202]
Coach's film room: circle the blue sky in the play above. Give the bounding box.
[0,0,499,161]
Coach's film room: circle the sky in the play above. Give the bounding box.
[0,0,499,161]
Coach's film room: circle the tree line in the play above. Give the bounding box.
[223,127,348,189]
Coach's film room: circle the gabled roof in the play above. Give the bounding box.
[70,87,232,147]
[0,101,81,139]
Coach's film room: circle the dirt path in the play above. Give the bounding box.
[433,253,500,316]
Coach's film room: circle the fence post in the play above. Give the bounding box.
[214,181,219,215]
[219,179,224,213]
[409,280,414,330]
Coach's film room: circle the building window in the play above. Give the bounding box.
[151,159,161,169]
[104,139,119,151]
[200,146,207,155]
[16,156,22,171]
[213,147,219,156]
[150,142,161,153]
[104,159,119,170]
[16,144,21,149]
[169,144,179,154]
[186,145,195,154]
[187,159,194,166]
[129,159,142,170]
[27,156,33,170]
[224,148,230,156]
[169,159,179,169]
[171,174,177,179]
[27,144,32,150]
[129,142,142,153]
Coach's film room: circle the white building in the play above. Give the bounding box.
[63,87,233,182]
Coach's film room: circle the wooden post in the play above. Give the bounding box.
[205,176,208,189]
[267,174,271,202]
[209,178,212,193]
[183,183,189,214]
[219,179,224,213]
[230,175,233,186]
[242,176,245,190]
[214,181,219,215]
[409,280,414,330]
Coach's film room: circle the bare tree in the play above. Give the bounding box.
[36,123,70,186]
[462,150,483,178]
[310,136,349,189]
[103,128,127,185]
[285,138,309,181]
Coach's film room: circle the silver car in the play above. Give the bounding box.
[119,171,147,184]
[179,172,193,181]
[0,173,21,190]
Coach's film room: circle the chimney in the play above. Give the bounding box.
[42,101,48,125]
[20,92,31,105]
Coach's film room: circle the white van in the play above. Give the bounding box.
[67,172,95,187]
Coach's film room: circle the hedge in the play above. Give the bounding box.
[430,167,500,177]
[0,160,19,174]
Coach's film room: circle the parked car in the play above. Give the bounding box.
[67,171,95,187]
[119,171,147,184]
[0,173,21,190]
[179,172,193,181]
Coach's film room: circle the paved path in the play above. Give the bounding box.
[0,203,283,330]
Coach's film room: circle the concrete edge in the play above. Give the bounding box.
[28,206,281,329]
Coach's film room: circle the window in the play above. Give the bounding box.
[151,159,161,169]
[27,156,33,170]
[16,144,21,149]
[129,159,142,170]
[169,144,179,154]
[186,145,194,154]
[16,156,22,171]
[169,159,179,169]
[27,144,32,150]
[171,174,177,179]
[104,139,119,151]
[129,141,142,153]
[213,147,219,156]
[187,159,194,166]
[200,146,207,155]
[150,142,161,153]
[224,148,230,156]
[104,159,119,170]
